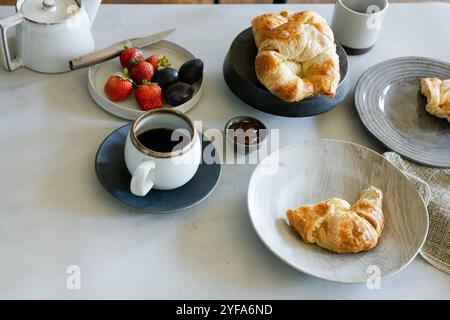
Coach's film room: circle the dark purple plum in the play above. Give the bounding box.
[164,82,194,106]
[178,59,203,85]
[153,67,179,89]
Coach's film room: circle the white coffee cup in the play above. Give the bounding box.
[124,109,201,196]
[331,0,389,54]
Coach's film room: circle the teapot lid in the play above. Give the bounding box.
[21,0,81,24]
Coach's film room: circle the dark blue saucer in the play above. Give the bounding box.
[95,124,222,213]
[223,27,350,117]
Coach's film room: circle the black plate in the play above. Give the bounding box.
[223,27,350,117]
[95,124,222,213]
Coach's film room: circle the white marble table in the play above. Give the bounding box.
[0,3,449,299]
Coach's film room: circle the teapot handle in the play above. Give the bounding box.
[0,13,25,71]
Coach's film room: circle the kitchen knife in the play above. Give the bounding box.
[69,28,176,70]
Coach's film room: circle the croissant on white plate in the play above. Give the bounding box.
[286,186,384,254]
[421,77,450,123]
[252,11,340,102]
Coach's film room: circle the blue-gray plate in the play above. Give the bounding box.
[95,124,222,213]
[223,27,350,117]
[355,57,450,168]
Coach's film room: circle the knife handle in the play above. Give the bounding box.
[69,40,132,70]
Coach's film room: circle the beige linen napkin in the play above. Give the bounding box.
[384,152,450,274]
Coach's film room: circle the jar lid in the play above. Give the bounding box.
[21,0,80,24]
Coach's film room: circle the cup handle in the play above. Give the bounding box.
[0,13,25,71]
[130,160,156,196]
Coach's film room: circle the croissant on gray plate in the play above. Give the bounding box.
[286,186,384,254]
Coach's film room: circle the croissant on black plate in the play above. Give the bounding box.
[252,11,340,102]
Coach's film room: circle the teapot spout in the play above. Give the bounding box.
[83,0,101,24]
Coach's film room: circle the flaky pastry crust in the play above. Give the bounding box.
[286,187,384,254]
[421,77,450,123]
[252,11,340,102]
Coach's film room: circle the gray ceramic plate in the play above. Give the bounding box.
[248,140,428,283]
[355,57,450,168]
[88,40,203,120]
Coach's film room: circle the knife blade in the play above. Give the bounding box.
[69,28,176,70]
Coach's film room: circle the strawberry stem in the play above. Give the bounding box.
[130,57,143,66]
[139,80,158,87]
[113,69,134,85]
[158,55,171,69]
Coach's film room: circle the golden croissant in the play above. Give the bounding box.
[252,11,340,102]
[286,186,384,253]
[421,77,450,123]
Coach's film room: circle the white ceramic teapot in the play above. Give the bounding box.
[0,0,101,73]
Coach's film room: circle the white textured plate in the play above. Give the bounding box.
[88,40,203,120]
[247,140,428,283]
[355,57,450,168]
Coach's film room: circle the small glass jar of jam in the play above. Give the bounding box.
[225,116,267,154]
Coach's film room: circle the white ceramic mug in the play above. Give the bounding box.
[331,0,389,54]
[124,109,201,196]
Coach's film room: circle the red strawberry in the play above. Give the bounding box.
[120,46,144,69]
[135,81,163,111]
[146,54,170,70]
[104,69,134,102]
[130,61,155,85]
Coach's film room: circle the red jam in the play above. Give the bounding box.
[228,118,266,145]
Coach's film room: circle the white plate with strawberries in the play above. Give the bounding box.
[88,40,204,120]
